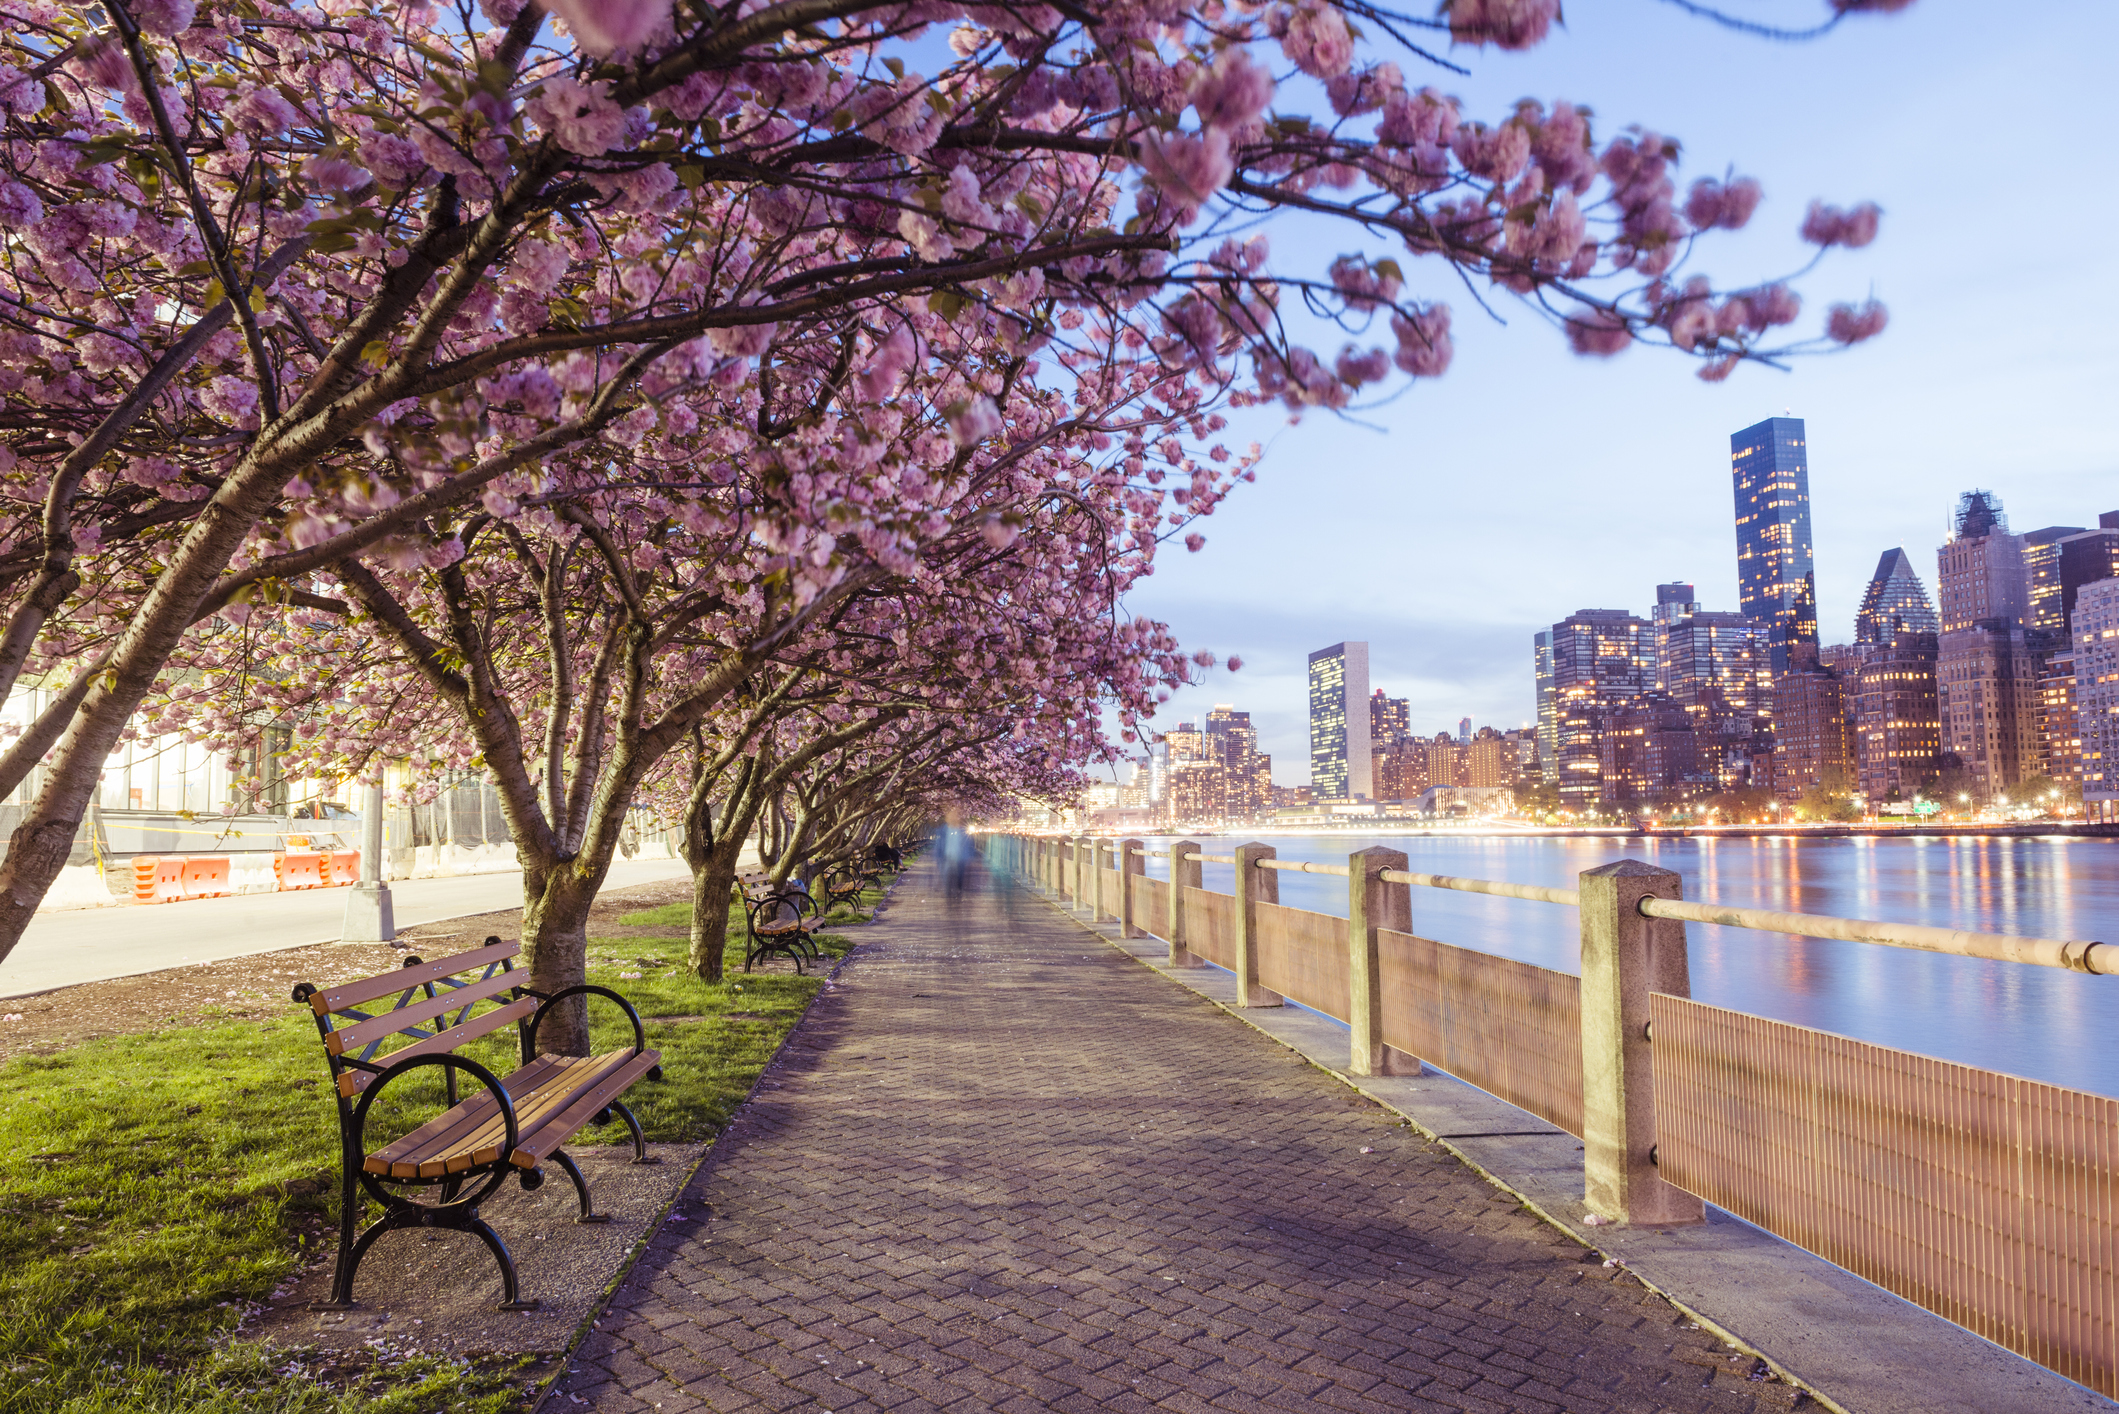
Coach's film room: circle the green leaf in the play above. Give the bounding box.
[928,290,967,322]
[883,56,905,80]
[1374,259,1403,284]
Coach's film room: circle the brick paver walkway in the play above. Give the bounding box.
[559,859,1787,1413]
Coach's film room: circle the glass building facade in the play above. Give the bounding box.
[1854,548,1940,644]
[1307,641,1371,801]
[1730,416,1819,674]
[1533,630,1556,785]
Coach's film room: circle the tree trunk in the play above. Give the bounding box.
[520,861,601,1056]
[687,840,744,983]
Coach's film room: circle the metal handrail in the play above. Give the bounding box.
[1638,896,2113,974]
[1018,835,2110,977]
[1257,859,1350,877]
[1377,869,1580,907]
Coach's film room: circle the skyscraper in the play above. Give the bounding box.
[1651,581,1698,691]
[2076,578,2119,823]
[1308,642,1372,801]
[1204,704,1272,821]
[1937,491,2025,631]
[1546,609,1650,809]
[1369,691,1410,753]
[1937,491,2037,796]
[1533,630,1557,785]
[1730,416,1819,674]
[1854,549,1939,643]
[2058,513,2119,630]
[1852,628,1941,803]
[2023,525,2089,636]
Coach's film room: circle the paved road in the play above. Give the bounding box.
[557,858,1782,1413]
[0,857,689,997]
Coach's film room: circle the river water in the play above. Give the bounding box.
[1132,834,2119,1100]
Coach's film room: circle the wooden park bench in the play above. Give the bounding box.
[822,863,875,914]
[291,937,662,1312]
[737,882,826,974]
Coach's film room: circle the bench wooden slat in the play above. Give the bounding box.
[335,994,540,1098]
[431,1053,639,1176]
[327,967,519,1055]
[509,1049,663,1167]
[364,1051,638,1178]
[363,1053,573,1176]
[312,939,520,1014]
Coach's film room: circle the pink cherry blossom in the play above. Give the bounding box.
[1685,177,1763,231]
[529,75,627,156]
[1139,129,1233,213]
[1192,49,1275,132]
[1447,0,1561,51]
[1800,200,1882,248]
[132,0,197,38]
[1825,300,1889,343]
[0,180,40,229]
[303,155,370,193]
[1564,308,1632,357]
[544,0,673,57]
[232,86,301,137]
[1390,306,1454,378]
[948,395,1003,446]
[1279,4,1356,79]
[72,38,138,95]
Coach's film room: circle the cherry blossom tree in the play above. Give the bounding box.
[0,0,1916,960]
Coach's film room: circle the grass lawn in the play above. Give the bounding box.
[0,885,881,1414]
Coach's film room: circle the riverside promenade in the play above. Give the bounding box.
[554,857,1785,1413]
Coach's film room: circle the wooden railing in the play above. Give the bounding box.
[987,831,2119,1400]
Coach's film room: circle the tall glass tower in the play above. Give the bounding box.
[1307,642,1371,800]
[1730,416,1819,674]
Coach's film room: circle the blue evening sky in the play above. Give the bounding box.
[1110,0,2119,784]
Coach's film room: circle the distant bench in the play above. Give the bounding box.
[292,937,661,1311]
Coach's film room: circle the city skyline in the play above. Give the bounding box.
[1115,1,2115,786]
[1106,433,2114,813]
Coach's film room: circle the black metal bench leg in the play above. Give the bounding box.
[313,1204,402,1310]
[309,1153,366,1310]
[467,1213,539,1311]
[553,1150,610,1224]
[611,1099,650,1163]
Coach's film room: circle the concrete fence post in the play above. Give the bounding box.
[1094,839,1111,922]
[1233,842,1283,1008]
[1119,838,1145,938]
[1348,846,1422,1077]
[1168,840,1202,966]
[1578,859,1703,1227]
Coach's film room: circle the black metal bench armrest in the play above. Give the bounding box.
[525,983,648,1059]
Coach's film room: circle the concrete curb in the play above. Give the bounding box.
[1014,874,2114,1414]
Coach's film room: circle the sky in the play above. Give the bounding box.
[1106,0,2119,786]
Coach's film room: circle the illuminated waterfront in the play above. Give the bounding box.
[1144,833,2119,1098]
